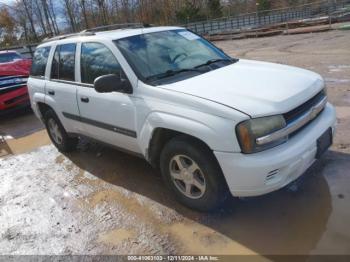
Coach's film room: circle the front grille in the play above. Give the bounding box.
[0,75,28,95]
[283,89,326,136]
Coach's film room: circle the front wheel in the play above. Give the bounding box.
[160,136,229,211]
[43,110,78,153]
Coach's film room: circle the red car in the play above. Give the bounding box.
[0,50,32,115]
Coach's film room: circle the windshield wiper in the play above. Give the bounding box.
[146,68,203,81]
[195,58,235,69]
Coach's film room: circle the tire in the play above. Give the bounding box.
[160,136,230,212]
[43,109,78,153]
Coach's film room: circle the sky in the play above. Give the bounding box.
[0,0,16,9]
[0,0,15,3]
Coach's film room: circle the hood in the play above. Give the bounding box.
[161,59,324,117]
[0,59,32,76]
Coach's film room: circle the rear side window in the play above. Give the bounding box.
[51,43,76,81]
[80,42,122,84]
[30,47,51,77]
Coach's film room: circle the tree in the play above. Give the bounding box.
[0,0,326,46]
[80,0,89,29]
[96,0,109,25]
[33,0,48,35]
[175,0,206,23]
[0,7,17,46]
[207,0,222,19]
[21,0,39,41]
[257,0,271,11]
[63,0,78,32]
[47,0,60,34]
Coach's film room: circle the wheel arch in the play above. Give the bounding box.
[140,112,226,168]
[37,102,54,120]
[147,127,215,168]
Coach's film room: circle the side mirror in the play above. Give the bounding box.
[94,74,132,94]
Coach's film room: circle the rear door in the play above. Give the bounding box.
[76,41,139,152]
[45,43,81,134]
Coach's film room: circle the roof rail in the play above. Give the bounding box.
[42,23,153,43]
[42,31,95,43]
[82,23,147,33]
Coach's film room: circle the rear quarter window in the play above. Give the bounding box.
[30,47,51,77]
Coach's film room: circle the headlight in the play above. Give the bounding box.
[236,115,287,154]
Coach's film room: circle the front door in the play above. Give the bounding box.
[76,42,139,153]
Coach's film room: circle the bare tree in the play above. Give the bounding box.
[47,0,60,34]
[80,0,89,28]
[20,0,38,40]
[33,0,48,35]
[62,0,78,32]
[96,0,109,25]
[2,0,329,46]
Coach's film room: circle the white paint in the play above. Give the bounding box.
[28,27,337,199]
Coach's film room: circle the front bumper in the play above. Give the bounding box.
[215,103,336,197]
[0,86,30,113]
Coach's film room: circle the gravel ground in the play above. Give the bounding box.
[0,29,350,256]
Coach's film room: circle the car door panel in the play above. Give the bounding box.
[45,80,80,133]
[46,43,81,133]
[76,42,139,153]
[77,87,139,152]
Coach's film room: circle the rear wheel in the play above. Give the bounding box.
[160,136,229,211]
[43,110,78,152]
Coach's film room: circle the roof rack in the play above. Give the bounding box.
[42,23,153,43]
[42,31,95,43]
[82,23,146,33]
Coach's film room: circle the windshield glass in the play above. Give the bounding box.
[114,29,233,84]
[0,52,22,63]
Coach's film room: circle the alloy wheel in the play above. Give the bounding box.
[169,154,206,199]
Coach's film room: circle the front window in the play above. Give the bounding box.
[80,42,123,84]
[114,29,235,85]
[0,52,22,63]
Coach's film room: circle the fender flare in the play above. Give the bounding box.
[31,92,46,118]
[138,111,227,158]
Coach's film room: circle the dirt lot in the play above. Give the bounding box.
[0,29,350,257]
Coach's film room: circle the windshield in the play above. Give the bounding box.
[0,52,22,63]
[114,29,234,84]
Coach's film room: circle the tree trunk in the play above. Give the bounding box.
[48,0,60,34]
[64,0,77,32]
[22,0,38,41]
[41,0,54,36]
[34,0,48,36]
[80,0,89,29]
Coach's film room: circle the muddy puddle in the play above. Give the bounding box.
[1,143,349,255]
[0,109,48,157]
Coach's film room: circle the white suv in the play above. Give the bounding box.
[28,25,336,211]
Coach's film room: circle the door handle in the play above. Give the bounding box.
[48,90,55,95]
[80,97,89,103]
